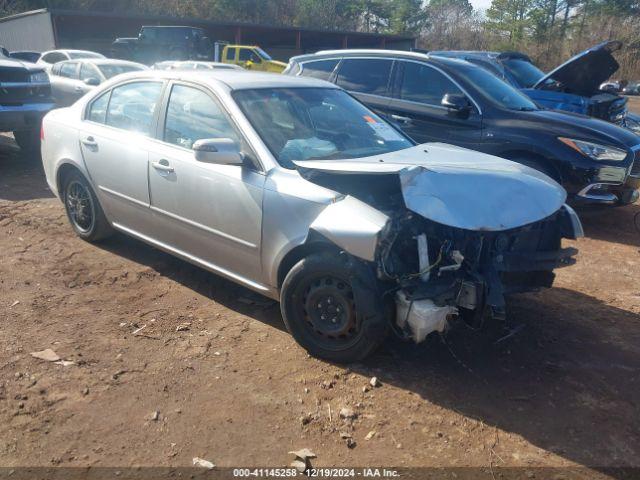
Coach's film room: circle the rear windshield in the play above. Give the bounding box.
[68,51,104,60]
[501,58,545,88]
[98,64,145,79]
[456,64,539,111]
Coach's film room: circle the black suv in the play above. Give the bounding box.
[111,26,213,65]
[0,49,55,153]
[285,50,640,205]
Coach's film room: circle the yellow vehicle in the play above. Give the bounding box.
[220,45,286,72]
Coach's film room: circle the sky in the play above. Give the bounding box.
[469,0,493,11]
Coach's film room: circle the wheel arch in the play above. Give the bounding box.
[56,161,86,196]
[498,149,563,183]
[276,238,341,290]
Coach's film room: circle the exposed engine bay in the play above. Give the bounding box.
[295,146,583,343]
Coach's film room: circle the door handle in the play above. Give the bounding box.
[152,161,175,173]
[391,114,412,124]
[74,86,83,92]
[81,136,98,147]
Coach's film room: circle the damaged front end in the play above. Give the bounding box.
[295,145,583,343]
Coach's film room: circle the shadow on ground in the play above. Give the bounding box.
[577,203,640,248]
[0,135,53,202]
[98,230,640,473]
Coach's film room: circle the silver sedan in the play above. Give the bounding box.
[40,70,583,362]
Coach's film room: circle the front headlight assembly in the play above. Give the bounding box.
[29,71,49,84]
[558,137,628,162]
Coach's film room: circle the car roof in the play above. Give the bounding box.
[112,70,337,91]
[290,49,475,70]
[45,49,103,55]
[78,59,146,67]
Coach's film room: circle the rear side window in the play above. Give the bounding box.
[336,59,392,95]
[399,62,462,105]
[87,91,110,124]
[164,84,239,149]
[301,59,339,81]
[60,62,78,79]
[106,81,163,136]
[80,63,100,82]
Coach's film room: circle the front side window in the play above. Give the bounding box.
[399,62,463,105]
[233,88,412,168]
[80,63,100,82]
[60,62,79,79]
[239,48,254,62]
[164,84,239,149]
[301,60,339,81]
[106,81,163,136]
[87,90,110,124]
[225,48,235,61]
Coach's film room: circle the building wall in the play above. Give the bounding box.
[0,11,56,52]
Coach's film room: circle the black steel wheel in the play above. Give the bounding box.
[62,170,113,242]
[281,251,388,362]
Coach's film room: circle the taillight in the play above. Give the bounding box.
[40,124,44,141]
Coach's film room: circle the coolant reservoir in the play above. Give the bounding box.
[396,291,457,343]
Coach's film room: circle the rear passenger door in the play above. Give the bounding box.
[334,58,392,115]
[79,80,164,232]
[386,61,483,148]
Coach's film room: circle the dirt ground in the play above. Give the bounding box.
[0,123,639,478]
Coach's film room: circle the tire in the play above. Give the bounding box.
[13,129,40,154]
[280,251,389,363]
[62,170,113,242]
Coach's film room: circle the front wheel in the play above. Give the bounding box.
[280,252,389,363]
[62,171,113,242]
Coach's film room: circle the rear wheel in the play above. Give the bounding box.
[62,171,113,242]
[281,252,388,363]
[13,129,40,154]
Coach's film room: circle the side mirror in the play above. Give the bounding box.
[84,77,100,86]
[193,138,243,165]
[441,93,471,117]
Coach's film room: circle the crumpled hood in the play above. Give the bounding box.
[294,143,567,231]
[533,40,622,96]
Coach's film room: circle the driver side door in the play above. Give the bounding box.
[147,82,266,285]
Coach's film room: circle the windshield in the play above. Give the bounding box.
[501,58,546,88]
[98,64,145,79]
[233,88,413,168]
[457,64,539,111]
[255,48,272,61]
[68,51,104,60]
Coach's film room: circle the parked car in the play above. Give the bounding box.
[41,70,582,361]
[428,41,640,134]
[600,81,621,93]
[8,50,41,63]
[37,49,105,71]
[285,49,640,205]
[0,49,55,152]
[151,60,242,71]
[49,59,147,107]
[214,44,286,72]
[111,26,213,64]
[623,82,640,95]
